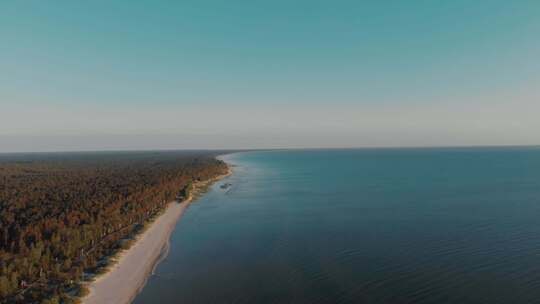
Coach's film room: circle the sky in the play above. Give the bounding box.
[1,0,539,152]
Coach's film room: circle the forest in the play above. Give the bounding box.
[0,151,229,303]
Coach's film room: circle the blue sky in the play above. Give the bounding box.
[1,1,539,151]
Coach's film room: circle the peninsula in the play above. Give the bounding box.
[0,151,229,304]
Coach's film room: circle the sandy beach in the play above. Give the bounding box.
[83,167,231,304]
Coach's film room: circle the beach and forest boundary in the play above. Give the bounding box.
[0,151,230,304]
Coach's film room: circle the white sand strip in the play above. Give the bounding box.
[83,200,189,304]
[83,168,231,304]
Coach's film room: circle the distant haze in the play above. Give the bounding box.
[1,1,539,152]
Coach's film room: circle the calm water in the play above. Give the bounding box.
[134,148,540,304]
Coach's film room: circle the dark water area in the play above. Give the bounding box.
[134,147,540,304]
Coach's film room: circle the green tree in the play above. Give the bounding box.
[0,275,12,298]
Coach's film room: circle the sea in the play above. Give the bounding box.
[134,147,540,304]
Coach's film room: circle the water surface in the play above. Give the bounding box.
[135,148,540,304]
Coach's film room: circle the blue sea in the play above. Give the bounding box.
[134,148,540,304]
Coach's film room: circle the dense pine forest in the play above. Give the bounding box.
[0,151,229,303]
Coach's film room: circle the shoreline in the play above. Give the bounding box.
[82,164,232,304]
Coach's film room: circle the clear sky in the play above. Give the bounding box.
[1,1,539,152]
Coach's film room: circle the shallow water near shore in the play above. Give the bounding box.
[134,148,540,304]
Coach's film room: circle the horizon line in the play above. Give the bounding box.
[2,144,540,155]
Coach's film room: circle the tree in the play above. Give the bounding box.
[0,275,12,298]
